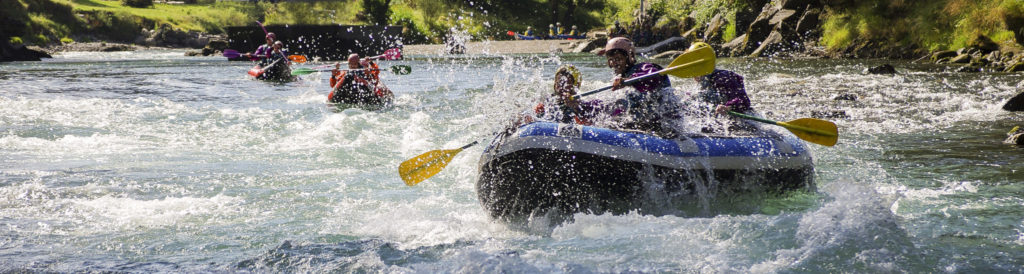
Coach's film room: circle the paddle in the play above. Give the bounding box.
[367,48,403,61]
[573,44,715,99]
[398,141,479,186]
[247,58,283,77]
[223,49,306,63]
[728,111,839,147]
[1002,91,1024,111]
[291,65,412,76]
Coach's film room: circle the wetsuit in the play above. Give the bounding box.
[696,69,752,113]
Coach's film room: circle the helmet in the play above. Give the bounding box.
[266,32,276,39]
[688,41,710,51]
[555,65,581,88]
[597,37,634,56]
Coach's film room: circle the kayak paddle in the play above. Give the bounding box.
[1003,91,1024,111]
[728,111,839,147]
[398,141,478,186]
[573,43,715,99]
[223,49,241,58]
[247,58,283,77]
[288,55,308,63]
[367,48,403,61]
[290,65,412,76]
[223,48,305,63]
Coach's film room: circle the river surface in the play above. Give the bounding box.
[1,49,1023,272]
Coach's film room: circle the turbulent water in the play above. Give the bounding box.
[1,49,1023,272]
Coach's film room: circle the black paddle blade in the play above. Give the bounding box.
[1003,91,1024,111]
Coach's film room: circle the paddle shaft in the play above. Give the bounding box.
[728,111,837,137]
[574,59,704,99]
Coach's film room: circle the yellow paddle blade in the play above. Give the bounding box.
[777,118,839,147]
[398,141,478,186]
[663,44,716,78]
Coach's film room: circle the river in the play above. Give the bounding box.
[1,49,1022,272]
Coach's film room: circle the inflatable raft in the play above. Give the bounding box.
[476,121,815,222]
[327,71,394,109]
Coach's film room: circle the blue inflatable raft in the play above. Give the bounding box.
[476,121,815,221]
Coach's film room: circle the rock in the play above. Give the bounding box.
[795,7,821,39]
[738,4,779,56]
[184,50,202,56]
[651,50,683,59]
[721,34,746,57]
[931,50,957,62]
[206,39,228,51]
[777,0,817,11]
[635,36,689,56]
[811,110,848,119]
[1,41,52,62]
[833,94,858,101]
[955,65,981,73]
[749,30,799,57]
[1006,61,1024,72]
[865,64,896,74]
[950,54,972,64]
[704,14,727,44]
[573,37,606,53]
[101,44,133,51]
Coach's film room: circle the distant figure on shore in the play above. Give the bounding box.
[243,32,275,61]
[524,26,535,37]
[610,20,626,37]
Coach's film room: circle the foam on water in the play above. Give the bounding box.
[2,51,1024,272]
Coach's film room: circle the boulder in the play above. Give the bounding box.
[738,4,779,56]
[949,54,972,64]
[704,14,727,44]
[650,50,683,59]
[865,64,896,74]
[635,36,689,56]
[748,30,799,57]
[795,7,821,39]
[930,50,957,62]
[1,41,51,62]
[1006,60,1024,72]
[573,37,606,53]
[721,34,747,57]
[833,94,858,101]
[955,65,981,73]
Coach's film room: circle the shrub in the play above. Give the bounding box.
[121,0,153,8]
[10,36,23,45]
[60,37,73,44]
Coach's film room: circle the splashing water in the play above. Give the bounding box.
[0,51,1022,272]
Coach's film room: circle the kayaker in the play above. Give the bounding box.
[569,25,580,37]
[328,53,392,103]
[556,22,564,35]
[600,37,685,137]
[548,24,556,37]
[690,43,752,115]
[524,26,535,37]
[533,65,603,125]
[243,32,275,61]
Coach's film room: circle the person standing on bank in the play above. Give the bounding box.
[600,37,685,137]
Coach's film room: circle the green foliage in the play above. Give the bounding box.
[60,37,73,44]
[362,0,392,26]
[722,21,736,41]
[10,37,23,45]
[121,0,152,8]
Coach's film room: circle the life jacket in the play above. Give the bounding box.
[534,102,593,126]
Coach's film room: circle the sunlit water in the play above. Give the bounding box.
[1,49,1023,272]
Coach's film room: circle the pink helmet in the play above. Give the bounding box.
[597,37,633,56]
[266,32,276,39]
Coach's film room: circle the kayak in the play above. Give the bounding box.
[475,121,815,222]
[327,76,393,109]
